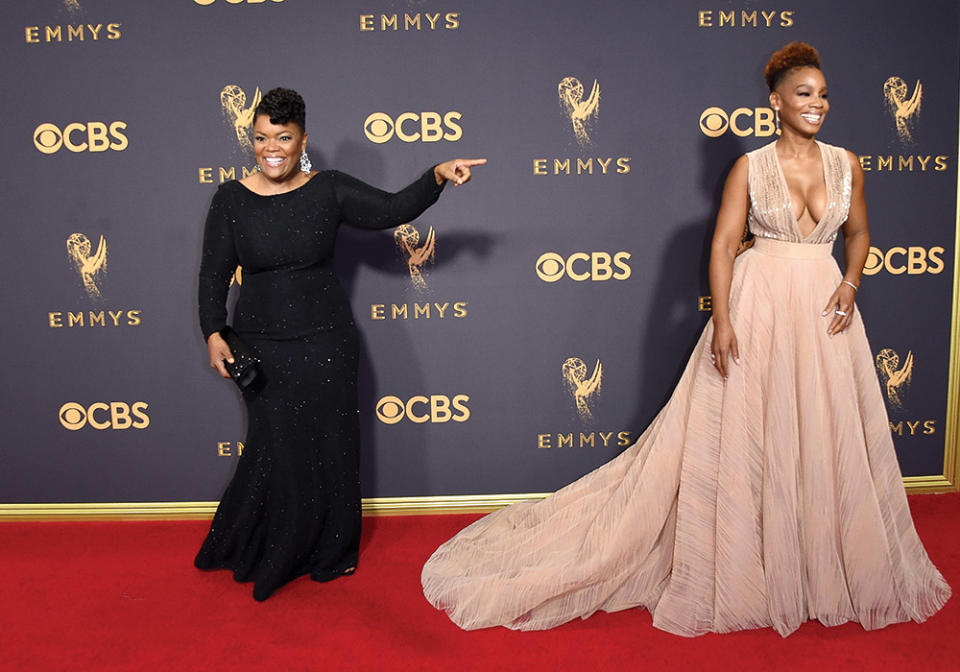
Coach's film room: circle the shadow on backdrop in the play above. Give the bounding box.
[327,141,499,499]
[629,134,746,435]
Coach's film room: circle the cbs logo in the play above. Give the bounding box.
[194,0,283,4]
[363,112,462,144]
[376,395,470,424]
[536,252,632,283]
[863,246,945,276]
[700,107,777,138]
[34,122,128,154]
[59,401,150,431]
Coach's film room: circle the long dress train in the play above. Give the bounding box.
[420,141,950,636]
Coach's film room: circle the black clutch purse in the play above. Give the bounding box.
[219,326,261,389]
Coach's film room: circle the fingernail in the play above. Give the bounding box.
[821,310,828,316]
[228,358,235,363]
[734,358,741,365]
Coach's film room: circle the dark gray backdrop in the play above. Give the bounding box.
[1,0,957,510]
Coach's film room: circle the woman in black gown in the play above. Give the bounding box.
[195,88,484,600]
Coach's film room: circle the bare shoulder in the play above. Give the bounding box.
[844,149,865,181]
[844,149,862,169]
[725,154,750,186]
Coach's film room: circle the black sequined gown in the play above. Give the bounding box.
[196,168,444,600]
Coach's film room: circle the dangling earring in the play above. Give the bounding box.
[300,150,312,174]
[774,109,781,134]
[255,163,262,173]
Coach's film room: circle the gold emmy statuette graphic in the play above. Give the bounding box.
[220,85,262,152]
[562,357,602,422]
[64,0,80,13]
[66,233,107,300]
[876,348,913,410]
[395,224,435,290]
[558,77,600,147]
[883,76,921,144]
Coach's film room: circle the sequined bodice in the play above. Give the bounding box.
[198,168,443,339]
[746,140,851,244]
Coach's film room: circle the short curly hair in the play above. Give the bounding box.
[764,42,821,91]
[254,87,306,131]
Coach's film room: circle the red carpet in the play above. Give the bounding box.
[1,494,958,672]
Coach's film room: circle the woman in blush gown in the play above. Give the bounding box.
[421,43,950,637]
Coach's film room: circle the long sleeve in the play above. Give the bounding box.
[333,167,445,231]
[198,186,238,340]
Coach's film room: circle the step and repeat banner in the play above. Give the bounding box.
[2,0,958,511]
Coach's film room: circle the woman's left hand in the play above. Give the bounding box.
[434,158,487,186]
[822,283,856,335]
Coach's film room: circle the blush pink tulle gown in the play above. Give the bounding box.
[421,140,951,637]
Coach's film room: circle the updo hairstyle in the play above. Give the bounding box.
[764,42,821,92]
[254,87,306,131]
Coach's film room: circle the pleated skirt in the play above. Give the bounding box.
[421,238,950,636]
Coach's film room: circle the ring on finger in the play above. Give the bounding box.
[834,309,847,316]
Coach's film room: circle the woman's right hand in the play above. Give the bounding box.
[207,332,234,379]
[710,317,740,381]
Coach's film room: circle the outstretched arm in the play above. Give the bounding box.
[709,155,750,380]
[335,158,486,231]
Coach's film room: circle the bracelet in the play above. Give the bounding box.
[842,280,859,292]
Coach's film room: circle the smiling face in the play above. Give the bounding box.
[770,66,829,137]
[252,114,308,183]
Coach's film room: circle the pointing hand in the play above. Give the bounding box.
[434,158,487,186]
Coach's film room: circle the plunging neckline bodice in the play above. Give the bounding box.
[770,140,828,242]
[745,140,851,246]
